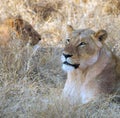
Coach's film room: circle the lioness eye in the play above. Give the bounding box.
[66,38,70,44]
[78,42,87,47]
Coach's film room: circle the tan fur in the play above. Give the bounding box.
[0,17,41,47]
[61,25,120,104]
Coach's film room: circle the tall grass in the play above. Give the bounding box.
[0,0,120,117]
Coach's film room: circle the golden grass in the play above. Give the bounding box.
[103,0,120,15]
[0,0,120,117]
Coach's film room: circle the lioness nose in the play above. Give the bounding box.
[63,53,73,59]
[39,37,41,40]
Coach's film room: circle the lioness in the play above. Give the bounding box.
[61,25,120,104]
[0,16,41,47]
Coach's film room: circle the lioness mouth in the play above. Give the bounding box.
[63,61,80,69]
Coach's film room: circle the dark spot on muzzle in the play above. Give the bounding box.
[63,61,80,69]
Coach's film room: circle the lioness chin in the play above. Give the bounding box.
[61,25,120,104]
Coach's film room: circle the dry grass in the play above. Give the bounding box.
[103,0,120,15]
[0,0,120,118]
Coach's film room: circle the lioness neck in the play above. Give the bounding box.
[68,47,114,81]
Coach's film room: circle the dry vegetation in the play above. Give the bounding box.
[0,0,120,118]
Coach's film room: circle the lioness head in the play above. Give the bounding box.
[13,18,41,46]
[0,17,41,47]
[61,25,108,72]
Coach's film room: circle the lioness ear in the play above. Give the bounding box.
[14,19,24,31]
[15,19,24,28]
[94,30,107,43]
[66,25,74,33]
